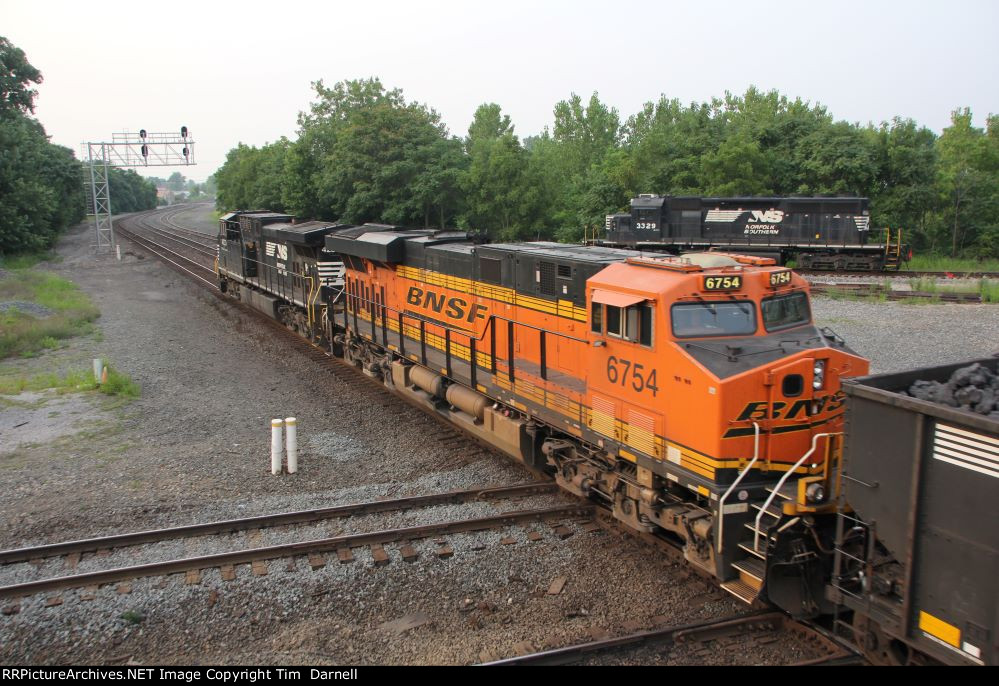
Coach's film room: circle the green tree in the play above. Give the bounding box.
[870,117,938,249]
[461,104,535,238]
[107,168,157,213]
[0,36,43,116]
[215,140,290,212]
[167,171,186,191]
[0,38,87,255]
[285,78,462,226]
[935,108,999,256]
[793,121,877,195]
[700,130,772,195]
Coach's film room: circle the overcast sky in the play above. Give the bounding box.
[5,0,998,182]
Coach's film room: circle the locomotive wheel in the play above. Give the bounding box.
[852,612,911,665]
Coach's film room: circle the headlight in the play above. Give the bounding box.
[812,360,826,390]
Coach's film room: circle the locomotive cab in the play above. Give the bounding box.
[586,252,869,609]
[587,252,866,473]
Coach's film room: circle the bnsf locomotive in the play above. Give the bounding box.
[216,211,995,665]
[603,194,909,271]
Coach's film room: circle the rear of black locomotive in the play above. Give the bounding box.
[216,212,347,340]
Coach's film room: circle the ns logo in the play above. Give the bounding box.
[265,242,288,260]
[749,209,784,223]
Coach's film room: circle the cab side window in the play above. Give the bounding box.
[598,302,653,347]
[606,305,623,337]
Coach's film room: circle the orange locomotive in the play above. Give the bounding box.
[324,228,869,615]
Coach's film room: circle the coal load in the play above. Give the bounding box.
[908,363,999,419]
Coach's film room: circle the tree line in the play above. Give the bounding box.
[146,172,217,204]
[0,37,158,256]
[215,78,998,259]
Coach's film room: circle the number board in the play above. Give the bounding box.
[703,275,742,291]
[769,270,792,287]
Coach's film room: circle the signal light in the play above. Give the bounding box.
[141,144,148,158]
[183,147,189,159]
[181,126,188,139]
[139,129,147,139]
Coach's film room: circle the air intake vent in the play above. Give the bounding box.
[539,261,558,296]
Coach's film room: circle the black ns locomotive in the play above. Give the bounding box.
[603,195,908,271]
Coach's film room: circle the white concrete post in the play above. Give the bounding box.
[285,417,298,474]
[270,419,284,475]
[93,359,104,383]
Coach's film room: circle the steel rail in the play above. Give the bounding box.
[0,483,557,565]
[0,504,593,599]
[115,221,218,288]
[800,269,999,279]
[133,221,216,256]
[480,610,781,665]
[809,283,983,303]
[482,610,856,665]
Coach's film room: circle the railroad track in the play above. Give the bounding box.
[481,610,862,666]
[809,282,985,303]
[0,488,589,605]
[800,269,999,279]
[115,209,218,287]
[0,482,555,567]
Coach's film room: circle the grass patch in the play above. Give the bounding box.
[0,251,62,270]
[99,365,141,398]
[907,278,979,295]
[908,276,999,302]
[980,280,999,303]
[818,289,888,304]
[0,362,140,398]
[904,255,999,273]
[0,270,100,359]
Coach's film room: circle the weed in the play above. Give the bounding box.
[904,255,999,272]
[0,252,60,270]
[0,271,100,359]
[980,280,999,304]
[119,610,144,624]
[0,363,139,398]
[98,364,141,398]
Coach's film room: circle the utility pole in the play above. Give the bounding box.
[83,127,196,252]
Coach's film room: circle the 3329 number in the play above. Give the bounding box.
[607,356,659,396]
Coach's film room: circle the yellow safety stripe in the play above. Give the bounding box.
[919,611,961,648]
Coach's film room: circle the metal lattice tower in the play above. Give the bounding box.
[83,128,196,252]
[87,143,114,252]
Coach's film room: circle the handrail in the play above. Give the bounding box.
[753,432,840,552]
[305,275,317,331]
[716,422,760,554]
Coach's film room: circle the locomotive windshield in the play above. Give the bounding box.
[761,292,811,331]
[671,302,756,338]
